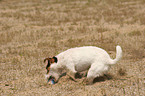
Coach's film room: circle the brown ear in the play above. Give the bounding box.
[44,57,57,64]
[44,58,51,70]
[44,58,51,63]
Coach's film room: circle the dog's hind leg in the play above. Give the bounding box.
[85,62,104,85]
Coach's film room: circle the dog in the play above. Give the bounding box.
[44,45,122,84]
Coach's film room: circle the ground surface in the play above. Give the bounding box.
[0,0,145,96]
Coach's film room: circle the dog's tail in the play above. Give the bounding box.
[108,45,122,65]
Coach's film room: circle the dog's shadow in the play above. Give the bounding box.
[93,74,113,83]
[75,72,113,83]
[60,72,113,83]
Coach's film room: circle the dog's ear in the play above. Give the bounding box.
[44,58,51,69]
[44,57,57,64]
[44,58,51,63]
[53,56,58,63]
[44,57,57,72]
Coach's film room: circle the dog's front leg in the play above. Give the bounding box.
[67,71,77,82]
[65,65,78,82]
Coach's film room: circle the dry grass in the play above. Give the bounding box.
[0,0,145,96]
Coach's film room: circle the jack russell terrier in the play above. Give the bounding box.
[44,45,122,84]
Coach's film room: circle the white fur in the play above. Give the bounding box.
[45,45,122,84]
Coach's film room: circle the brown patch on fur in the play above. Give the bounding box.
[47,67,50,74]
[44,58,50,63]
[44,56,58,74]
[44,57,57,63]
[49,58,55,63]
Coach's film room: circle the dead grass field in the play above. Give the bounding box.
[0,0,145,96]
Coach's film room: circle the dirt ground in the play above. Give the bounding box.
[0,0,145,96]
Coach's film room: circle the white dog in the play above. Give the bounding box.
[44,45,122,84]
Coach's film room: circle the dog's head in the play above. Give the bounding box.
[44,56,60,82]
